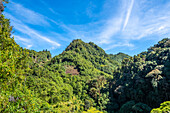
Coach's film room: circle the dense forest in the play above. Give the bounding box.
[0,1,170,113]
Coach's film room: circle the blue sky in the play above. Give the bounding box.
[3,0,170,56]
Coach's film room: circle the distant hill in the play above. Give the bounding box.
[109,52,131,65]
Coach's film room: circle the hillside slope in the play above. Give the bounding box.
[109,38,170,112]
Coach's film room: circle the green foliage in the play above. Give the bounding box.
[119,101,136,113]
[109,52,131,65]
[27,49,51,63]
[0,14,45,112]
[111,38,170,112]
[62,39,119,75]
[83,107,103,113]
[119,101,151,113]
[151,101,170,113]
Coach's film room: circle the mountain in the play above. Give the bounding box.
[109,52,131,65]
[0,3,170,113]
[50,39,120,77]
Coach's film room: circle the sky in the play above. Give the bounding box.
[3,0,170,56]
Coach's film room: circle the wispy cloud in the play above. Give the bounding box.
[5,13,61,49]
[97,17,123,44]
[104,42,134,51]
[158,26,166,31]
[121,0,170,40]
[7,2,49,26]
[14,35,32,49]
[48,8,60,16]
[14,35,30,43]
[122,0,134,31]
[55,0,136,45]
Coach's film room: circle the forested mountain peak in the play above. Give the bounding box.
[48,39,125,76]
[109,52,131,65]
[116,52,129,56]
[65,39,84,51]
[65,39,107,57]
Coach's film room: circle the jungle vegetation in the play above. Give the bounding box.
[0,1,169,113]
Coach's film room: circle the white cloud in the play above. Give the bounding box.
[26,45,33,49]
[96,0,170,50]
[8,2,49,26]
[48,8,60,16]
[158,26,166,31]
[122,0,134,31]
[93,0,134,44]
[14,35,30,43]
[121,0,170,40]
[97,17,123,44]
[14,35,32,49]
[104,42,134,51]
[5,13,61,49]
